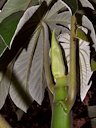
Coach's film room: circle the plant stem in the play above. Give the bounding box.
[51,77,71,128]
[51,102,71,128]
[66,15,78,111]
[42,22,54,94]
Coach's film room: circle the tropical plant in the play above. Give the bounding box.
[0,0,96,127]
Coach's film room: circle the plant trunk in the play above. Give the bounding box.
[51,78,71,128]
[51,103,71,128]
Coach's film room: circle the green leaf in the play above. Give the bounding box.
[61,0,78,14]
[0,0,32,23]
[0,11,23,47]
[91,59,96,71]
[0,2,48,70]
[76,28,89,42]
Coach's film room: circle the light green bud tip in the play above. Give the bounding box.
[51,30,65,79]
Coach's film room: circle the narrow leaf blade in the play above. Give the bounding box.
[0,11,23,47]
[9,29,40,112]
[28,30,46,105]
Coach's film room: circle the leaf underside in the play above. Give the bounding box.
[58,32,93,101]
[28,29,46,105]
[9,29,41,112]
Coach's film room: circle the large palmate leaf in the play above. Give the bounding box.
[0,2,48,70]
[8,4,42,112]
[1,0,71,111]
[0,4,39,49]
[8,1,71,111]
[0,0,33,50]
[0,63,13,110]
[58,33,93,101]
[28,29,46,105]
[44,0,71,35]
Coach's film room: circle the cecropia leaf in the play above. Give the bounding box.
[0,4,39,51]
[0,2,48,71]
[44,0,66,19]
[44,0,71,35]
[58,33,93,101]
[28,30,46,105]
